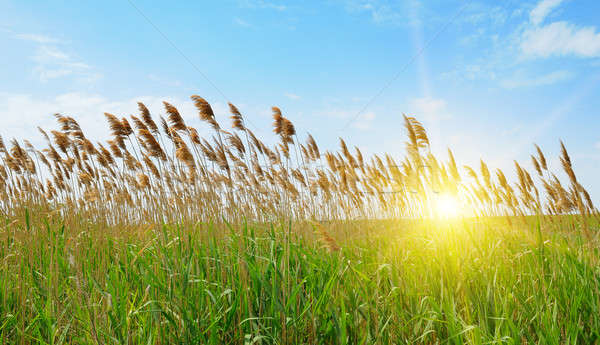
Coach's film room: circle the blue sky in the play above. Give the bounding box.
[1,0,600,201]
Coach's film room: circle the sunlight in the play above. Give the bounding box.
[434,194,462,218]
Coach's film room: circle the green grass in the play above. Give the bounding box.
[1,216,600,344]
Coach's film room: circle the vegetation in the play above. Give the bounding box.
[0,96,596,225]
[1,217,600,344]
[0,96,599,343]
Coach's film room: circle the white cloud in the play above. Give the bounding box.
[0,93,230,148]
[521,0,600,58]
[500,69,573,89]
[284,93,300,100]
[320,108,352,119]
[521,21,600,58]
[361,4,402,25]
[501,124,525,137]
[36,69,74,81]
[13,31,101,83]
[15,33,61,44]
[352,111,376,130]
[238,0,286,11]
[233,17,252,27]
[450,0,600,87]
[530,0,564,25]
[595,141,600,150]
[342,0,412,26]
[409,97,451,122]
[147,74,183,88]
[461,3,510,27]
[31,45,99,82]
[313,104,376,131]
[33,45,70,62]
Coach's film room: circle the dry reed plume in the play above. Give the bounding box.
[0,96,596,227]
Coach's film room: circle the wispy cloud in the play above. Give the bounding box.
[15,33,61,44]
[284,92,300,100]
[358,4,402,25]
[341,0,415,26]
[147,74,184,88]
[14,32,101,83]
[409,97,451,122]
[521,21,600,58]
[530,0,564,26]
[238,0,286,11]
[233,17,253,28]
[0,92,231,146]
[460,2,511,27]
[500,69,573,89]
[352,111,376,130]
[446,0,599,88]
[520,0,600,59]
[31,45,99,82]
[33,45,70,62]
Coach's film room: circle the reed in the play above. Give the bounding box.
[0,96,596,228]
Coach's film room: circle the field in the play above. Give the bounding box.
[1,97,599,344]
[2,217,600,344]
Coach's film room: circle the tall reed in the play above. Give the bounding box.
[0,97,596,227]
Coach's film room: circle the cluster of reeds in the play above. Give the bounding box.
[0,96,596,225]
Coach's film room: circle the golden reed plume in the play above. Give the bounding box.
[0,96,596,227]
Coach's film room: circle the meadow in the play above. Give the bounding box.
[0,96,599,344]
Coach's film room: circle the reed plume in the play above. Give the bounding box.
[0,96,593,228]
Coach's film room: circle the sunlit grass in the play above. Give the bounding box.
[1,214,599,344]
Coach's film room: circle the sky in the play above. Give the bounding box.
[1,0,600,202]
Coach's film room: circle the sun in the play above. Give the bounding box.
[434,194,462,218]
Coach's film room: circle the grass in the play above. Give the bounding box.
[1,215,599,344]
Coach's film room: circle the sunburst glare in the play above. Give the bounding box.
[434,194,462,218]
